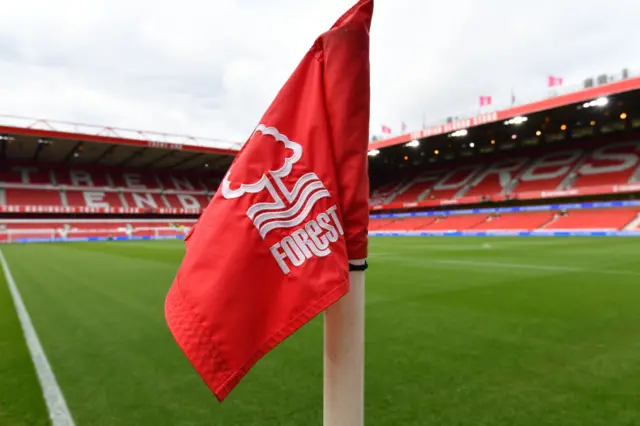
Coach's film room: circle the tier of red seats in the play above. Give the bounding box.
[2,188,212,209]
[0,165,219,191]
[379,217,438,231]
[369,209,639,232]
[0,162,220,211]
[422,215,489,231]
[4,189,63,206]
[0,220,196,230]
[393,180,434,203]
[0,220,196,243]
[367,218,397,230]
[465,158,529,197]
[572,143,640,188]
[66,190,124,208]
[2,137,639,212]
[543,209,638,230]
[163,194,211,210]
[1,168,51,185]
[472,212,554,231]
[371,138,640,206]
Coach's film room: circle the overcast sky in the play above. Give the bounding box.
[0,0,637,145]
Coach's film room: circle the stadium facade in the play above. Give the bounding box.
[1,72,640,243]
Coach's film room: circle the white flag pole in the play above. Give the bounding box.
[323,259,366,426]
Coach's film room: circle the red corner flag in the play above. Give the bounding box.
[165,0,372,401]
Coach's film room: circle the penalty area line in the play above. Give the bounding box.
[0,249,75,426]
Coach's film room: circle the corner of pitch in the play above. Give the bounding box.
[269,205,344,274]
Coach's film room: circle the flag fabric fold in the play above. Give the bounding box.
[164,0,372,402]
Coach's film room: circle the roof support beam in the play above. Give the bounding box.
[170,153,204,170]
[32,142,46,162]
[140,150,175,168]
[117,147,147,167]
[62,141,83,163]
[92,145,117,165]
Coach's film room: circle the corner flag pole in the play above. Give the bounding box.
[324,259,366,426]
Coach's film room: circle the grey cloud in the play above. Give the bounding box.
[0,0,637,142]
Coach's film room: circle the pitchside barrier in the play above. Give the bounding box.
[5,235,186,244]
[5,229,640,244]
[368,200,640,237]
[2,200,640,244]
[370,200,640,220]
[5,231,640,244]
[0,225,189,244]
[370,230,640,237]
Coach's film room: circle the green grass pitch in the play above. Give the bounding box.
[2,237,640,425]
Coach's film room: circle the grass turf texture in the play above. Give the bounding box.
[2,237,640,425]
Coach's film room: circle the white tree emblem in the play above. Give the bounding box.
[221,125,331,239]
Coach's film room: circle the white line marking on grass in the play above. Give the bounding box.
[433,259,640,277]
[402,240,582,251]
[0,249,75,426]
[435,259,582,272]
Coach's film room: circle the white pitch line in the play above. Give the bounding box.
[0,249,75,426]
[433,259,640,277]
[434,259,583,272]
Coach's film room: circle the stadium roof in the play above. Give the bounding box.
[1,73,639,174]
[370,74,640,151]
[0,115,237,172]
[0,122,236,173]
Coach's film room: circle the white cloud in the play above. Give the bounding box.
[0,0,637,143]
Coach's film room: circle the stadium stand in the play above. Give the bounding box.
[369,208,639,233]
[6,136,635,214]
[419,214,489,231]
[0,218,195,243]
[2,74,640,242]
[0,164,217,211]
[472,212,556,231]
[542,208,639,231]
[371,138,640,208]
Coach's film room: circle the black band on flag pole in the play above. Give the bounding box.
[349,261,368,272]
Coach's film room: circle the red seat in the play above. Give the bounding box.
[0,166,52,185]
[421,215,489,231]
[122,192,166,209]
[572,142,640,188]
[66,191,124,208]
[110,171,161,190]
[54,168,110,188]
[158,174,203,192]
[472,212,554,231]
[543,209,638,230]
[4,189,62,206]
[164,194,210,209]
